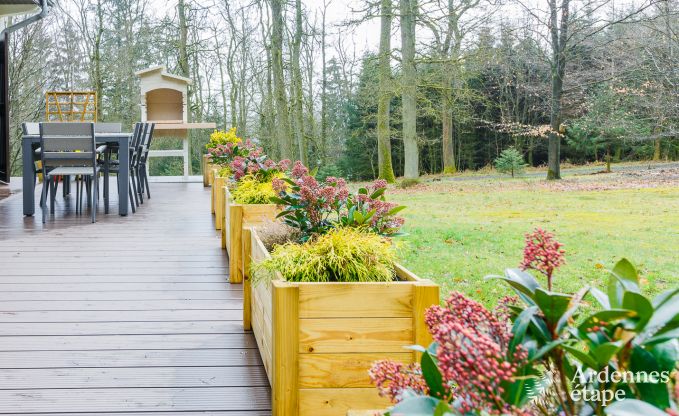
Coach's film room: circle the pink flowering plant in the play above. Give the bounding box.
[486,230,679,415]
[270,161,405,241]
[367,230,679,415]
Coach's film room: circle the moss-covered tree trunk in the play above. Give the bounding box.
[291,0,306,165]
[377,0,396,182]
[270,0,294,159]
[400,0,419,179]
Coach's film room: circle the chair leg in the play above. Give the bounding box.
[136,168,144,205]
[50,178,56,214]
[143,167,150,199]
[131,170,140,207]
[79,177,85,215]
[91,175,97,223]
[104,152,110,214]
[41,177,49,224]
[128,178,136,214]
[75,177,79,215]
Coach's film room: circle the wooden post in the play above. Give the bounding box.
[242,227,253,331]
[272,281,299,416]
[229,205,244,283]
[221,191,227,249]
[412,281,439,362]
[214,177,226,230]
[202,155,210,187]
[210,170,218,213]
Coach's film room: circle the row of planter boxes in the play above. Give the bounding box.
[205,156,440,415]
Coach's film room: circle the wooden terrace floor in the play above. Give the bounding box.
[0,180,271,414]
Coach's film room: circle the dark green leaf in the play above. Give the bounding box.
[370,188,386,199]
[629,346,670,409]
[562,345,599,369]
[622,291,653,329]
[534,288,572,329]
[421,351,445,400]
[388,205,407,216]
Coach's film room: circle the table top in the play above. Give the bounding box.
[22,132,132,141]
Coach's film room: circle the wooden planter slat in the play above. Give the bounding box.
[299,388,389,416]
[298,284,414,318]
[298,352,412,388]
[299,318,413,354]
[243,229,439,416]
[222,187,279,283]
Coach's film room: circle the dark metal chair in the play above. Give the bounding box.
[39,122,104,223]
[137,122,155,201]
[104,122,144,214]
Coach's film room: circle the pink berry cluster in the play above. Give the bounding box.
[207,141,242,165]
[520,228,565,291]
[368,360,428,403]
[425,292,528,415]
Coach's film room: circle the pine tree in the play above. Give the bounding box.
[495,147,527,177]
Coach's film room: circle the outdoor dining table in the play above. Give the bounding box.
[21,132,133,216]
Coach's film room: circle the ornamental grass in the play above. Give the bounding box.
[231,174,281,204]
[252,227,397,284]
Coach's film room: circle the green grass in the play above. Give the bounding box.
[390,177,679,307]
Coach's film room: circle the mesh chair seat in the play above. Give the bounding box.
[48,166,102,176]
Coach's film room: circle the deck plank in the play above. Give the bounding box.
[0,181,271,414]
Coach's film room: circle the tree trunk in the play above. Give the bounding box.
[92,0,104,120]
[400,0,418,179]
[291,0,306,165]
[178,0,192,174]
[546,0,569,180]
[319,1,328,165]
[377,0,396,182]
[270,0,294,160]
[441,95,456,174]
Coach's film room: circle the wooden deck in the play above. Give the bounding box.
[0,181,271,415]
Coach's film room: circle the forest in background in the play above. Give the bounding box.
[5,0,679,180]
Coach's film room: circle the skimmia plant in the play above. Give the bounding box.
[270,161,405,241]
[369,230,678,415]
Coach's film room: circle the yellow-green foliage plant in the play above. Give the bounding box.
[217,165,231,178]
[208,127,241,147]
[253,227,397,283]
[231,173,282,204]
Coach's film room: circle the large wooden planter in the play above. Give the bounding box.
[223,187,279,283]
[243,228,439,416]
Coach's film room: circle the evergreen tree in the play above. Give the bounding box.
[495,147,527,177]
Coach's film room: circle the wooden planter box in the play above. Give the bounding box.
[243,228,439,416]
[202,154,214,187]
[223,187,279,283]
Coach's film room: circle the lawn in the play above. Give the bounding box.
[390,168,679,307]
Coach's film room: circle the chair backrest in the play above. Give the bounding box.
[129,123,143,167]
[39,122,96,168]
[94,122,122,134]
[139,123,155,164]
[22,122,40,136]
